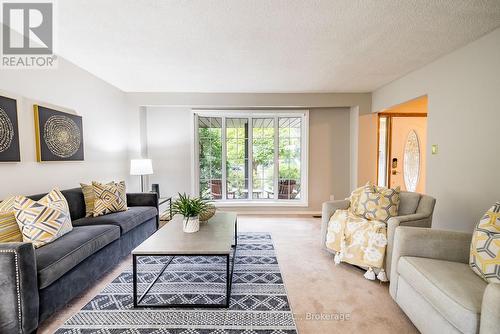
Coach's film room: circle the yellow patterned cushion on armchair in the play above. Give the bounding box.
[470,202,500,283]
[348,182,374,213]
[355,185,400,222]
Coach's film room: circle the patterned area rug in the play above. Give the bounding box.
[56,233,298,333]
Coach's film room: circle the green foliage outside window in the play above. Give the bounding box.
[198,118,301,199]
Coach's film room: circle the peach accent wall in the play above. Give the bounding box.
[357,113,378,186]
[384,95,428,114]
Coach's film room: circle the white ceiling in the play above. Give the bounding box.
[57,0,500,93]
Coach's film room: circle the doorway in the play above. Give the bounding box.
[377,96,428,193]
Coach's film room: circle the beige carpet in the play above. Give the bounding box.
[38,215,418,334]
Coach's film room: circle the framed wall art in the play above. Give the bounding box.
[0,95,20,162]
[34,105,84,161]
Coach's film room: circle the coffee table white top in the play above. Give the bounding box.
[132,212,237,255]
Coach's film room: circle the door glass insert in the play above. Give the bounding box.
[403,130,420,192]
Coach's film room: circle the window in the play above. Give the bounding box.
[194,111,308,205]
[252,118,274,199]
[226,118,249,199]
[198,117,222,199]
[279,117,302,200]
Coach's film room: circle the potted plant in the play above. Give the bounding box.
[172,193,208,233]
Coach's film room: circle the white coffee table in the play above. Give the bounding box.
[131,212,237,308]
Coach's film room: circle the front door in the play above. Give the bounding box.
[389,116,427,193]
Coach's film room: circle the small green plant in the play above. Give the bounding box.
[172,193,209,218]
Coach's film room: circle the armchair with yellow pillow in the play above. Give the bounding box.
[0,182,159,334]
[389,202,500,334]
[320,183,436,281]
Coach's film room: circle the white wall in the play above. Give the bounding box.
[373,27,500,232]
[146,107,193,197]
[0,58,140,198]
[146,107,351,213]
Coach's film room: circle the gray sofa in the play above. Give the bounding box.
[321,190,436,279]
[0,187,159,334]
[390,226,500,334]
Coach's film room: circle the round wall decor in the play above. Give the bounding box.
[43,115,82,158]
[0,107,14,153]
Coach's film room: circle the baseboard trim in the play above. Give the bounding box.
[218,209,321,216]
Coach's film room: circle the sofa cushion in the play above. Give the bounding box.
[398,191,421,215]
[36,225,120,289]
[72,206,157,234]
[398,256,487,334]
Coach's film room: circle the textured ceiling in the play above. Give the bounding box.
[57,0,500,92]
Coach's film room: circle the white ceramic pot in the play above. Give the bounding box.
[183,216,200,233]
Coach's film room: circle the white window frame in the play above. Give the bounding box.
[192,109,309,207]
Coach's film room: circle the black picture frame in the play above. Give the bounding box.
[0,95,20,162]
[34,105,84,161]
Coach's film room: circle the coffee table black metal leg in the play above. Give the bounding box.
[226,246,237,307]
[137,256,175,305]
[133,253,235,308]
[132,254,138,307]
[234,218,238,247]
[225,254,230,307]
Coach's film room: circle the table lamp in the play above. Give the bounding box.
[130,159,153,192]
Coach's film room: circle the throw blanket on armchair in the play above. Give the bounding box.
[326,209,388,281]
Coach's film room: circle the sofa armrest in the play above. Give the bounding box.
[389,227,472,299]
[480,283,500,334]
[0,243,39,334]
[385,213,433,280]
[126,192,159,209]
[321,200,350,249]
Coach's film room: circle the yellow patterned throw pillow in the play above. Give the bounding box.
[80,182,97,217]
[14,188,73,248]
[80,182,114,217]
[92,181,128,217]
[0,196,23,243]
[470,202,500,283]
[355,185,400,222]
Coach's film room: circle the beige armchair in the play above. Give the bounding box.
[320,191,436,280]
[390,227,499,334]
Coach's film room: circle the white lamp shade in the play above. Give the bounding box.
[130,159,153,175]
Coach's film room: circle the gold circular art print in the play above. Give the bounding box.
[0,107,14,153]
[43,115,81,158]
